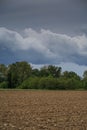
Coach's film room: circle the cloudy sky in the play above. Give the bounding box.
[0,0,87,76]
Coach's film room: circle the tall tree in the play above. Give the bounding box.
[40,65,61,78]
[32,69,40,77]
[48,65,61,78]
[83,70,87,80]
[0,64,7,82]
[40,66,49,77]
[62,71,80,80]
[7,61,32,88]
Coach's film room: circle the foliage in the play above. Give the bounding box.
[18,76,83,90]
[62,71,81,80]
[18,77,39,89]
[83,70,87,80]
[0,61,87,90]
[32,69,40,77]
[38,77,57,89]
[0,64,7,76]
[0,82,8,89]
[7,61,32,88]
[39,65,61,78]
[0,64,7,83]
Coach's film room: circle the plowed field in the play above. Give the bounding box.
[0,90,87,130]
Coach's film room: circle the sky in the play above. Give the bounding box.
[0,0,87,76]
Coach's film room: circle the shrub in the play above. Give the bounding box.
[18,77,40,89]
[0,82,8,89]
[38,77,57,90]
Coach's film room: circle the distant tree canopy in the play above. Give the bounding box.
[0,64,7,83]
[40,65,62,78]
[7,61,32,88]
[83,70,87,80]
[0,61,87,90]
[62,71,81,80]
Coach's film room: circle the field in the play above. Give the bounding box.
[0,90,87,130]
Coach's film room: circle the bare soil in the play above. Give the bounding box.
[0,90,87,130]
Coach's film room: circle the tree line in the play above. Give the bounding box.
[0,61,87,90]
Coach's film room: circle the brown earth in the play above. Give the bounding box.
[0,90,87,130]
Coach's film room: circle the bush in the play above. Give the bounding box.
[0,82,8,89]
[38,77,57,89]
[55,78,82,90]
[82,80,87,90]
[18,77,40,89]
[18,76,83,90]
[19,77,58,90]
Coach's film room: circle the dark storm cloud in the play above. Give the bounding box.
[78,0,87,5]
[79,25,87,35]
[0,0,87,34]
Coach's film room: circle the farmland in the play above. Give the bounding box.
[0,90,87,130]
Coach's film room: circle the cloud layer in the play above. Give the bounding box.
[0,27,87,65]
[0,0,87,34]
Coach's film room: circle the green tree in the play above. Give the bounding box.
[48,65,61,78]
[82,70,87,89]
[83,70,87,80]
[0,64,7,83]
[0,82,8,89]
[18,77,39,89]
[40,65,61,78]
[40,66,49,77]
[62,71,80,80]
[0,64,7,75]
[7,61,32,88]
[32,69,40,77]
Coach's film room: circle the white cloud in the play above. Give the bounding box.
[0,27,87,65]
